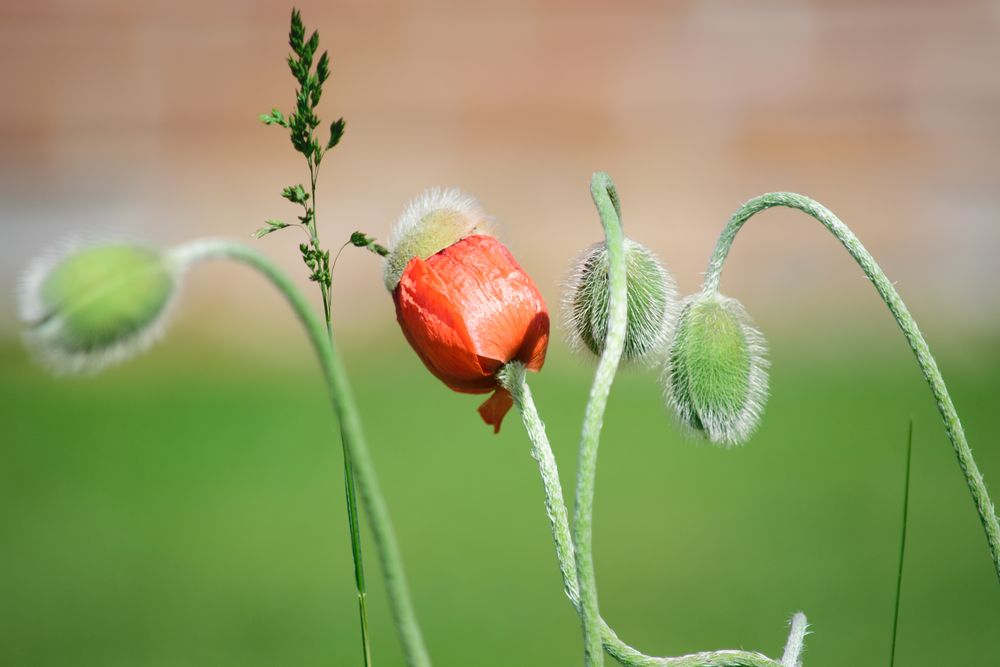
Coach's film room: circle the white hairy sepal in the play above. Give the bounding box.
[382,187,495,291]
[663,291,769,446]
[562,238,678,366]
[18,239,182,376]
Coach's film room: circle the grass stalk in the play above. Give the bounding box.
[890,421,914,667]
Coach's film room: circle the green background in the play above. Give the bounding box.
[2,329,999,666]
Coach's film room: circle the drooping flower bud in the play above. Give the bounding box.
[19,242,178,374]
[663,291,768,446]
[388,189,549,433]
[563,238,678,365]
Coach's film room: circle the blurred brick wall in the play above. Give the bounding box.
[2,0,999,337]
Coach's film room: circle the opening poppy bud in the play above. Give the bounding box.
[563,238,678,365]
[383,188,495,292]
[663,291,768,446]
[389,190,548,433]
[19,241,178,375]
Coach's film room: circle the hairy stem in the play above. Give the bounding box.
[574,172,629,666]
[780,613,808,667]
[500,363,784,667]
[169,239,431,667]
[702,193,1000,582]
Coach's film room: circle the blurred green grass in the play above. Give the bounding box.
[2,333,999,666]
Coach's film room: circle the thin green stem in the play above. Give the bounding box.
[338,403,372,667]
[168,239,431,667]
[500,364,783,667]
[574,172,628,667]
[890,421,913,667]
[308,149,371,666]
[323,261,372,667]
[702,193,1000,582]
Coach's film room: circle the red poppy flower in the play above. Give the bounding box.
[393,234,549,432]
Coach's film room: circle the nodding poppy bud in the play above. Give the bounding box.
[563,238,678,365]
[19,242,178,375]
[663,291,768,446]
[388,189,549,433]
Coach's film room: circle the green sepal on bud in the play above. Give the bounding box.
[663,291,768,446]
[383,188,495,291]
[19,242,178,374]
[563,238,678,365]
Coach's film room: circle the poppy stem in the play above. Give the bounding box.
[169,239,432,667]
[572,171,629,667]
[500,363,788,667]
[702,193,1000,583]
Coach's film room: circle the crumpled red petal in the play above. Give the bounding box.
[394,255,496,392]
[477,388,514,434]
[426,236,548,372]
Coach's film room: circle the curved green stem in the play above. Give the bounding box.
[703,193,1000,582]
[574,172,629,666]
[500,363,783,667]
[168,239,432,667]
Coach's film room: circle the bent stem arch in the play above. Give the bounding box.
[168,239,432,667]
[500,173,801,667]
[702,193,1000,582]
[501,362,789,667]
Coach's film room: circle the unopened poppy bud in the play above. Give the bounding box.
[663,291,768,446]
[563,238,678,365]
[19,242,178,374]
[388,189,548,433]
[383,188,495,292]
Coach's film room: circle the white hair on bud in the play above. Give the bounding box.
[383,187,496,291]
[722,296,769,445]
[18,238,182,376]
[387,187,489,251]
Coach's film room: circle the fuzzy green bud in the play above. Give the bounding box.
[19,242,178,374]
[383,188,495,291]
[563,238,678,364]
[663,291,768,446]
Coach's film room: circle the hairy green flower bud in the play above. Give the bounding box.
[19,242,178,374]
[663,291,768,446]
[383,188,495,291]
[563,238,678,364]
